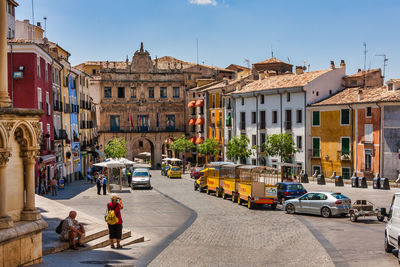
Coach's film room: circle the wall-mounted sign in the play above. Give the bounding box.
[13,71,23,79]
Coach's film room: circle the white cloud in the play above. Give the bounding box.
[189,0,217,6]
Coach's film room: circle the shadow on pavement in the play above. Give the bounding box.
[43,180,95,200]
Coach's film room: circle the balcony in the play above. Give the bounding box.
[210,123,215,128]
[260,122,266,130]
[99,126,185,134]
[338,151,351,161]
[309,149,320,158]
[284,121,292,131]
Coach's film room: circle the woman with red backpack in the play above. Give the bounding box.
[106,194,124,249]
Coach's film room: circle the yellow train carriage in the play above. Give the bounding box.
[205,162,234,197]
[220,164,243,202]
[236,166,279,209]
[194,167,215,192]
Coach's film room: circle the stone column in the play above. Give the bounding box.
[21,150,41,221]
[0,0,12,107]
[0,151,13,228]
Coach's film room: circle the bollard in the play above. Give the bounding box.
[380,178,390,190]
[317,174,325,185]
[351,176,358,188]
[373,177,380,189]
[358,177,367,188]
[335,176,344,186]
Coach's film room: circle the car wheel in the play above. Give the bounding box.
[377,215,385,222]
[194,183,198,191]
[238,196,241,205]
[286,204,295,214]
[247,199,253,209]
[271,203,277,210]
[385,233,394,253]
[231,192,236,202]
[215,189,219,198]
[206,188,210,195]
[350,213,357,222]
[321,207,332,218]
[222,191,226,199]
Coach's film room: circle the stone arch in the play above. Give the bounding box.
[131,137,155,168]
[0,123,8,149]
[11,121,40,150]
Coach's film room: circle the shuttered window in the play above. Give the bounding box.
[312,111,320,126]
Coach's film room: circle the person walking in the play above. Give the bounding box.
[106,194,123,249]
[127,169,132,187]
[96,175,102,195]
[51,177,58,196]
[102,176,107,195]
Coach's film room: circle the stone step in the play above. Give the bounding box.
[43,228,109,256]
[120,233,147,247]
[82,229,132,250]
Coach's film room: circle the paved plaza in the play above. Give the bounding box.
[35,173,399,267]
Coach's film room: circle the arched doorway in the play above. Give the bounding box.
[132,138,155,168]
[162,138,174,158]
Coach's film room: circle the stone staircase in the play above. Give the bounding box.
[37,195,146,256]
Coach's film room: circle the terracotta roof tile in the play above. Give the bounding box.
[345,68,380,78]
[235,69,331,94]
[312,86,400,106]
[253,58,293,66]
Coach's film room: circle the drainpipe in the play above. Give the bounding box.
[348,104,354,176]
[304,90,307,174]
[280,92,283,133]
[10,44,14,107]
[376,102,382,177]
[255,92,259,165]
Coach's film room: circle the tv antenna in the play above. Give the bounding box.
[43,17,47,38]
[375,54,388,79]
[243,58,250,69]
[363,42,367,71]
[270,45,274,58]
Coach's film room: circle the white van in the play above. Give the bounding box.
[385,193,400,263]
[131,168,152,189]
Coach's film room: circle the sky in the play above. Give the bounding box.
[14,0,400,79]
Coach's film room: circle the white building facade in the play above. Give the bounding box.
[6,0,18,39]
[230,62,346,171]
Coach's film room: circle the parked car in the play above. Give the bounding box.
[168,166,182,178]
[385,193,400,262]
[161,165,171,176]
[190,167,203,179]
[277,182,307,203]
[131,168,151,189]
[284,192,351,218]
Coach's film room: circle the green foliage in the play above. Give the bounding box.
[226,135,254,162]
[170,135,195,155]
[104,137,127,159]
[263,133,299,162]
[197,138,219,162]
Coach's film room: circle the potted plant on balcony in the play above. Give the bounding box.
[341,154,351,160]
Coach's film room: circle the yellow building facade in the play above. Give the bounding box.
[208,90,224,160]
[308,106,355,179]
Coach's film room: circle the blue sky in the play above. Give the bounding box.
[15,0,400,79]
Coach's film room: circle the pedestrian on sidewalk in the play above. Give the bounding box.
[51,177,58,196]
[107,194,124,249]
[96,175,102,195]
[60,211,85,250]
[102,176,107,195]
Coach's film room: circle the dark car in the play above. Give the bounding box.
[190,167,203,179]
[277,182,307,203]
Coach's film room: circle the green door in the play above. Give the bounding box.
[312,138,320,157]
[341,138,350,155]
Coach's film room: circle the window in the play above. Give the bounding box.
[218,111,222,126]
[148,87,154,98]
[312,111,320,126]
[46,92,50,115]
[365,149,373,172]
[260,95,264,104]
[252,135,256,146]
[296,110,302,123]
[312,137,320,157]
[312,165,321,176]
[364,124,373,143]
[285,110,292,130]
[296,136,302,149]
[342,167,351,179]
[37,88,42,109]
[260,133,266,152]
[212,95,216,108]
[45,64,48,82]
[173,87,180,98]
[166,115,175,131]
[130,87,136,98]
[219,94,223,108]
[272,110,278,124]
[92,69,96,75]
[160,87,167,98]
[251,112,256,124]
[388,83,394,91]
[110,115,120,132]
[341,109,350,125]
[366,107,372,117]
[192,92,195,98]
[241,97,244,106]
[341,137,350,156]
[47,124,51,150]
[104,87,112,98]
[37,56,41,78]
[118,87,125,98]
[240,112,246,130]
[228,130,232,141]
[260,111,266,129]
[251,159,257,165]
[287,92,291,102]
[139,141,143,148]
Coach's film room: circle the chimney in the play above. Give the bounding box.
[295,66,305,75]
[330,61,335,70]
[340,60,346,68]
[358,89,363,101]
[358,68,362,73]
[37,22,41,28]
[268,70,277,77]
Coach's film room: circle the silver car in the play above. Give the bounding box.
[131,168,152,189]
[283,192,351,218]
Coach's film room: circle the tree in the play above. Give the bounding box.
[197,138,219,164]
[104,137,127,159]
[226,135,254,163]
[263,133,298,163]
[170,135,195,156]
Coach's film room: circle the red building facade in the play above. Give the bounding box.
[7,41,59,192]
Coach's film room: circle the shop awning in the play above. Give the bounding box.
[188,101,196,108]
[40,155,56,164]
[195,118,204,125]
[195,137,204,144]
[95,149,106,158]
[188,118,196,125]
[189,137,196,143]
[195,99,204,107]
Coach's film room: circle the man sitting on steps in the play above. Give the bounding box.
[60,211,86,250]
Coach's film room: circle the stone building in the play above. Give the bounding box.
[6,0,17,39]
